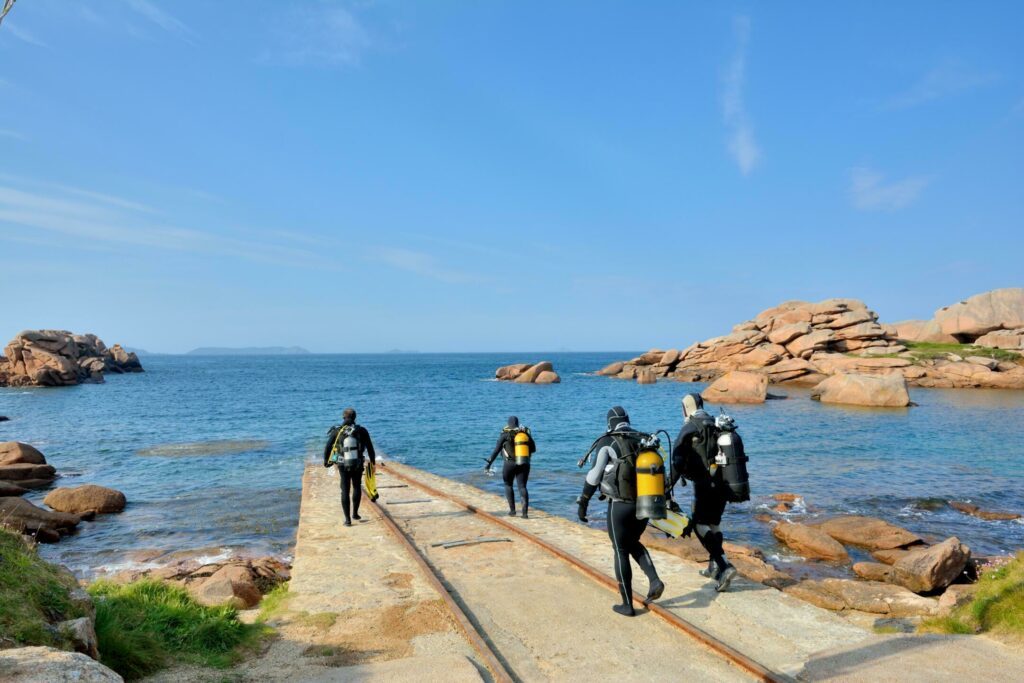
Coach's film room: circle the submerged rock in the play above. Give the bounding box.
[0,498,80,542]
[949,501,1021,521]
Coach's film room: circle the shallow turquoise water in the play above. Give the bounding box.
[1,353,1022,577]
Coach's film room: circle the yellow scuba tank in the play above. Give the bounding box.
[514,430,531,466]
[635,446,667,520]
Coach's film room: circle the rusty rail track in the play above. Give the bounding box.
[364,491,514,683]
[377,464,785,683]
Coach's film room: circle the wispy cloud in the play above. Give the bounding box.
[0,181,327,268]
[887,61,998,110]
[0,129,27,141]
[721,15,760,176]
[269,2,372,68]
[849,167,929,211]
[4,23,48,47]
[123,0,196,42]
[371,246,480,285]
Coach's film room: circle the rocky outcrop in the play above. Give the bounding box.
[701,371,768,404]
[810,372,911,408]
[0,646,123,682]
[786,578,938,617]
[495,361,560,384]
[949,501,1021,521]
[815,515,921,551]
[890,537,970,594]
[0,441,58,491]
[933,288,1024,341]
[0,498,81,542]
[1,330,143,387]
[44,485,126,515]
[597,292,1024,390]
[109,554,290,609]
[772,521,849,562]
[852,562,893,582]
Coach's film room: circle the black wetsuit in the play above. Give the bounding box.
[486,428,536,515]
[671,411,729,572]
[581,427,660,608]
[323,422,376,523]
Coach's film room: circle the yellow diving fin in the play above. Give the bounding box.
[649,509,689,538]
[364,461,379,501]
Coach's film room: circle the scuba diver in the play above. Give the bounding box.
[576,406,665,617]
[323,407,376,527]
[669,393,748,592]
[485,416,536,518]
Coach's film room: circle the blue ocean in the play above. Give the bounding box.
[2,353,1022,578]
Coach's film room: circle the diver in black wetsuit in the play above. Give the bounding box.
[576,406,664,616]
[669,393,737,592]
[484,416,536,518]
[323,407,376,527]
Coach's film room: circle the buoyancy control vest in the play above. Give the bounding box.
[599,431,667,521]
[502,426,532,465]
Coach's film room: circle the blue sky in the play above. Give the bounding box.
[1,1,1021,353]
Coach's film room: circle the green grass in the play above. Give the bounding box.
[920,553,1024,638]
[903,341,1021,363]
[255,583,290,623]
[0,529,86,649]
[89,579,266,680]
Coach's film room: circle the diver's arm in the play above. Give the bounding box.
[360,427,376,466]
[485,434,505,468]
[577,445,613,522]
[527,433,537,454]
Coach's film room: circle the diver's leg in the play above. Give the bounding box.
[351,466,363,519]
[502,459,516,515]
[517,464,530,517]
[339,469,352,525]
[607,501,636,616]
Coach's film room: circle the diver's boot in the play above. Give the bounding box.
[521,511,529,519]
[612,602,636,617]
[644,578,665,606]
[343,519,352,527]
[699,558,716,578]
[716,565,737,593]
[508,508,516,517]
[353,513,362,521]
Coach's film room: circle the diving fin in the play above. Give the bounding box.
[364,461,380,502]
[649,510,689,538]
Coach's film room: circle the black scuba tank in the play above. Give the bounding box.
[715,425,749,502]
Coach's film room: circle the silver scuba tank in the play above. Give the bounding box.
[341,429,360,467]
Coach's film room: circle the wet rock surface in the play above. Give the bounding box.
[44,485,127,515]
[495,361,561,384]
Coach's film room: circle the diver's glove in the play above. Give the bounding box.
[681,518,696,538]
[577,482,597,523]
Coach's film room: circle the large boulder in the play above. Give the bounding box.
[636,369,657,385]
[189,566,263,609]
[816,515,921,550]
[974,328,1024,350]
[0,647,123,682]
[495,363,531,380]
[534,370,561,384]
[772,521,849,562]
[852,562,894,582]
[0,482,29,496]
[597,361,625,376]
[513,361,553,383]
[59,617,100,660]
[811,372,911,407]
[0,463,58,489]
[0,442,47,466]
[933,288,1024,340]
[44,485,126,515]
[891,537,971,594]
[807,579,938,617]
[883,320,958,344]
[701,371,768,404]
[0,497,80,542]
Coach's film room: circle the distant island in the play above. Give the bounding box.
[186,346,311,356]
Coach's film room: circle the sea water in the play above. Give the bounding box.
[2,353,1022,577]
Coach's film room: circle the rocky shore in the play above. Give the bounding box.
[0,330,143,387]
[598,289,1024,396]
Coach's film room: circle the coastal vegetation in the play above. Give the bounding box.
[921,553,1024,639]
[0,529,87,649]
[89,579,266,680]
